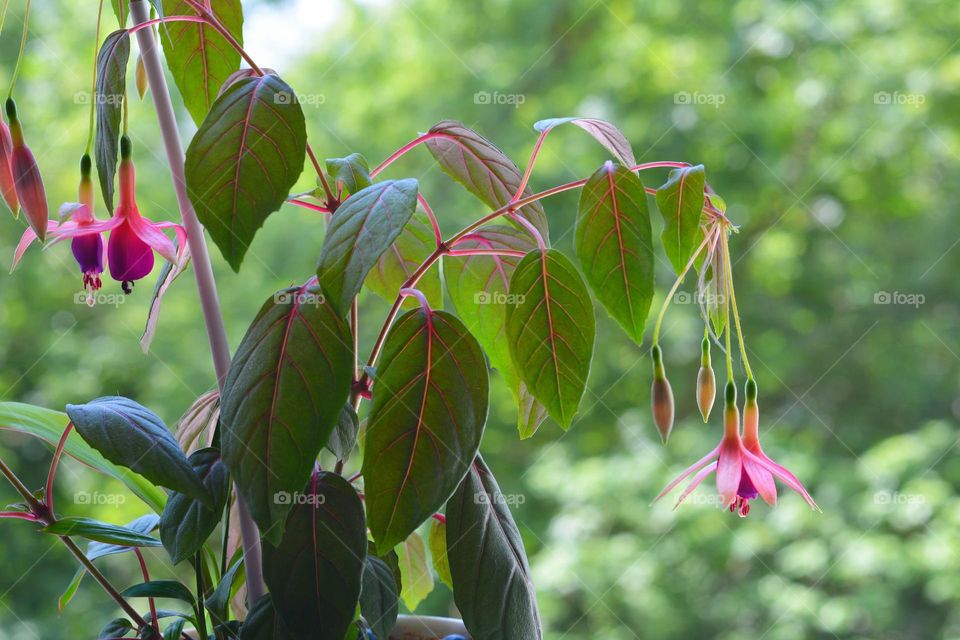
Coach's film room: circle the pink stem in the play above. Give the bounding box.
[288,198,331,214]
[513,129,549,200]
[0,511,39,521]
[347,471,362,483]
[45,421,74,512]
[126,14,206,33]
[133,549,159,635]
[447,248,527,258]
[399,287,431,312]
[370,132,443,177]
[417,193,442,248]
[507,212,546,251]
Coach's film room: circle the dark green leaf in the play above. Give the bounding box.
[94,29,130,213]
[447,457,543,640]
[444,226,547,438]
[123,580,196,606]
[221,283,353,544]
[363,308,489,553]
[205,557,244,627]
[262,472,366,640]
[185,73,306,271]
[506,250,595,428]
[325,153,372,196]
[359,555,399,640]
[576,161,654,344]
[159,448,229,564]
[364,210,443,310]
[0,403,165,511]
[656,164,706,275]
[162,618,185,640]
[327,404,359,460]
[317,179,419,316]
[66,396,212,507]
[43,517,162,548]
[98,618,133,640]
[425,120,549,241]
[240,595,292,640]
[160,0,243,125]
[428,517,452,589]
[534,117,636,167]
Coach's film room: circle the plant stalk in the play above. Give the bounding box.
[129,0,266,604]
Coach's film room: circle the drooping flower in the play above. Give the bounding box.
[696,336,716,422]
[653,380,819,517]
[0,118,18,215]
[650,345,675,444]
[6,99,47,241]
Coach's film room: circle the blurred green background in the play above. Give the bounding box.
[2,0,959,638]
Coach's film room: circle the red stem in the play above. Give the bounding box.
[507,212,546,250]
[45,421,74,512]
[399,287,431,312]
[0,511,39,521]
[288,198,331,214]
[134,549,160,635]
[370,132,443,177]
[513,128,549,200]
[446,248,527,258]
[417,193,443,248]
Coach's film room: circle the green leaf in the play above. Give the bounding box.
[94,29,130,213]
[65,397,212,507]
[428,517,452,589]
[424,120,549,241]
[205,557,244,627]
[656,164,706,275]
[185,73,306,271]
[240,595,292,640]
[159,0,243,126]
[43,517,162,548]
[447,457,543,640]
[576,161,654,344]
[533,117,636,167]
[506,250,596,428]
[58,568,83,611]
[396,531,433,611]
[221,283,353,544]
[159,448,229,564]
[0,402,166,512]
[98,618,133,640]
[317,179,419,316]
[444,226,547,438]
[110,0,162,26]
[359,555,399,640]
[122,580,196,606]
[364,210,443,311]
[163,618,186,640]
[325,153,372,196]
[362,309,489,553]
[326,404,359,460]
[262,472,366,640]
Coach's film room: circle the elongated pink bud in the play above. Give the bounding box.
[0,119,17,215]
[6,100,47,242]
[696,337,716,422]
[651,345,675,444]
[742,379,759,444]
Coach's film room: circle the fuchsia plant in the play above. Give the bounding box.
[0,1,818,639]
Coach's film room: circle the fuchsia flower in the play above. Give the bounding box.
[0,118,18,215]
[6,99,47,241]
[653,380,819,517]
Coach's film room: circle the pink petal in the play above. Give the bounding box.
[153,220,188,261]
[741,443,778,507]
[742,447,819,511]
[651,444,720,504]
[47,216,120,247]
[108,219,155,282]
[130,213,178,264]
[12,220,57,271]
[716,437,742,508]
[674,461,718,509]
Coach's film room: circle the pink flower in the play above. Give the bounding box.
[0,118,18,215]
[6,99,47,241]
[653,380,819,517]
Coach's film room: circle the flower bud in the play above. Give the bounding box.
[723,380,739,438]
[743,378,759,444]
[696,337,715,422]
[0,118,18,215]
[135,54,149,99]
[6,99,47,242]
[651,345,675,444]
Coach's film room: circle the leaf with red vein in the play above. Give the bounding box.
[534,117,637,168]
[425,120,550,242]
[365,210,443,311]
[262,471,365,640]
[160,0,243,125]
[185,73,306,271]
[656,164,705,275]
[576,161,654,344]
[445,226,547,438]
[362,308,489,554]
[220,282,353,544]
[505,249,595,429]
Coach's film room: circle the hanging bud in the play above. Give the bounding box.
[135,54,149,99]
[0,118,18,215]
[743,378,759,443]
[651,345,675,444]
[696,336,716,422]
[6,99,48,242]
[723,380,739,437]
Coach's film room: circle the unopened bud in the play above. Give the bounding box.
[0,119,18,215]
[696,337,715,422]
[651,345,675,444]
[135,55,149,99]
[6,100,48,242]
[723,380,739,438]
[743,379,759,443]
